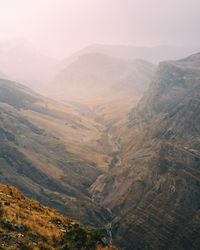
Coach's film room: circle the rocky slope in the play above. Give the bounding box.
[0,184,117,249]
[89,53,200,249]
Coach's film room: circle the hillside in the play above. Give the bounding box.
[0,184,117,249]
[2,51,200,249]
[49,53,156,103]
[89,53,200,249]
[0,78,114,228]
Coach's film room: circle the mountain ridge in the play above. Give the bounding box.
[59,44,200,67]
[49,52,156,104]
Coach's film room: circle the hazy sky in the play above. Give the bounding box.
[0,0,199,58]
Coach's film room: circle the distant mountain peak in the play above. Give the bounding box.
[0,38,58,85]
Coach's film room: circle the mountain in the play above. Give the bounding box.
[0,78,114,228]
[0,71,7,79]
[0,62,155,248]
[0,184,117,249]
[0,39,58,88]
[2,49,200,249]
[89,53,200,249]
[59,44,200,67]
[49,53,156,103]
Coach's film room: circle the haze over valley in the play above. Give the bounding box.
[0,1,200,249]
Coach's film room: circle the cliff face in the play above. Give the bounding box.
[90,53,200,249]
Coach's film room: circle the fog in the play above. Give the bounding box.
[0,0,199,59]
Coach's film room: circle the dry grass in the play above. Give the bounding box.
[0,185,70,244]
[0,184,118,250]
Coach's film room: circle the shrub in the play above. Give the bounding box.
[63,227,88,249]
[0,220,15,231]
[87,230,104,248]
[0,202,3,218]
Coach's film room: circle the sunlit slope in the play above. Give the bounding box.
[90,53,200,249]
[0,78,112,227]
[0,184,118,250]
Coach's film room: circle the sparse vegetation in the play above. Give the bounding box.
[0,184,117,250]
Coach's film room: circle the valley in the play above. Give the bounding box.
[1,49,200,249]
[55,52,200,249]
[0,1,200,249]
[0,73,141,247]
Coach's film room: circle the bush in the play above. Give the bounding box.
[87,230,104,248]
[90,230,104,241]
[0,220,15,231]
[63,227,88,249]
[62,227,105,250]
[0,203,3,218]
